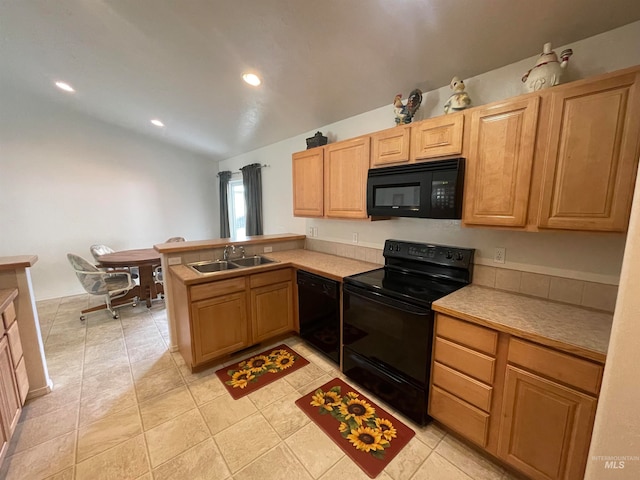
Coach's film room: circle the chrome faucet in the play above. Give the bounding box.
[223,245,235,261]
[223,245,245,260]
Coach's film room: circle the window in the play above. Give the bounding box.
[228,179,246,238]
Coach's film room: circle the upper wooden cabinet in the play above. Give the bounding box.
[292,148,324,217]
[463,96,540,227]
[370,114,464,169]
[536,71,640,231]
[370,124,410,167]
[292,65,640,230]
[464,66,640,231]
[411,113,464,162]
[324,136,370,219]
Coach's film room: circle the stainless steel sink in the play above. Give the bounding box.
[230,255,278,267]
[188,260,239,274]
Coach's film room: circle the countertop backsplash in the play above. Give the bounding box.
[306,238,617,313]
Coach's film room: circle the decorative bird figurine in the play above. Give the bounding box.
[394,89,423,125]
[444,76,471,114]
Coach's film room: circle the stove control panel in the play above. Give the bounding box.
[384,240,474,268]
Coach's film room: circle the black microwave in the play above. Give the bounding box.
[366,158,465,219]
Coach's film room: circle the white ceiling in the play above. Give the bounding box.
[3,1,640,162]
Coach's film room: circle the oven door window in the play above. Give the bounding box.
[343,286,432,385]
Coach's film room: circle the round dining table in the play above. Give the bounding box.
[96,248,163,308]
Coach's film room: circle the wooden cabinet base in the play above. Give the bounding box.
[430,313,602,480]
[498,366,597,480]
[172,268,296,372]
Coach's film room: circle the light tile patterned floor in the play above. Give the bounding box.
[0,294,521,480]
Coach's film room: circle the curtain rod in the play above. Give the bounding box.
[217,164,270,176]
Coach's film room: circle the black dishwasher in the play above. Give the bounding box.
[297,270,340,364]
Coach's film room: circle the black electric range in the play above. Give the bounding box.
[342,239,474,425]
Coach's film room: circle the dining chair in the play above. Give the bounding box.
[155,237,186,290]
[89,244,115,260]
[67,253,137,321]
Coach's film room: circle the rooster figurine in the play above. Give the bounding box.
[394,88,423,125]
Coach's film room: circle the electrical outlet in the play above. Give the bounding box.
[494,247,506,264]
[168,256,182,265]
[308,227,314,237]
[352,232,359,243]
[263,246,273,253]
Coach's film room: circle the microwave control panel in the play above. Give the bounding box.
[431,180,456,209]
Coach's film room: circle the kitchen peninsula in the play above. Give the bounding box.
[154,234,380,370]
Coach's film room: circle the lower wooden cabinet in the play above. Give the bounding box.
[191,291,249,365]
[0,290,26,465]
[0,336,20,463]
[429,313,602,480]
[250,281,293,343]
[173,267,295,371]
[498,366,598,480]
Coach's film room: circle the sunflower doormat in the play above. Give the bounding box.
[215,344,309,399]
[295,378,415,478]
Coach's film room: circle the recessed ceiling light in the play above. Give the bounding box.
[150,119,165,127]
[242,73,261,86]
[55,81,75,93]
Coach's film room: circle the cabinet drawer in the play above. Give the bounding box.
[250,268,292,289]
[6,321,23,367]
[190,277,246,302]
[434,337,496,384]
[436,314,498,355]
[14,356,29,405]
[2,301,16,329]
[508,338,603,395]
[432,361,493,412]
[430,385,489,447]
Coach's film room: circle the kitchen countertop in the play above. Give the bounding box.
[154,233,305,254]
[433,285,613,363]
[170,248,381,285]
[0,255,38,271]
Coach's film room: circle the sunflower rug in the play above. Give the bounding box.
[215,344,309,399]
[295,378,415,478]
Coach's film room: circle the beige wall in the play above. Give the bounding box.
[0,87,220,300]
[585,174,640,478]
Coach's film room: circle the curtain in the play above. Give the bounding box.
[218,170,232,238]
[240,163,263,236]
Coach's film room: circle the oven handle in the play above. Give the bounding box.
[344,284,430,315]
